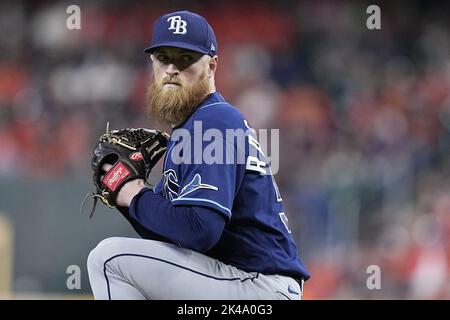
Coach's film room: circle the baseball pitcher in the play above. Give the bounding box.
[87,10,310,300]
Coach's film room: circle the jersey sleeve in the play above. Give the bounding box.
[171,163,239,219]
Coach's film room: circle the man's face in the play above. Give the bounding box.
[151,47,207,87]
[146,46,217,126]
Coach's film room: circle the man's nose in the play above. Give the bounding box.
[165,63,180,76]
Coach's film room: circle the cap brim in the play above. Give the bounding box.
[143,41,210,55]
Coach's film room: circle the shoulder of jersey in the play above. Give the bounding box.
[193,102,246,130]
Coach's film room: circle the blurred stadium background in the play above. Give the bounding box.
[0,0,449,299]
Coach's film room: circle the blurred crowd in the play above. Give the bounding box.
[0,0,449,299]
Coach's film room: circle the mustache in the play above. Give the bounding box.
[162,76,182,86]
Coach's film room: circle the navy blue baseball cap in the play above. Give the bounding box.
[144,11,218,56]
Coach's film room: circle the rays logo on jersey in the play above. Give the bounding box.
[162,169,180,200]
[179,173,218,198]
[162,170,218,200]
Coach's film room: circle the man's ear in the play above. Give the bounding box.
[208,55,218,78]
[149,54,156,65]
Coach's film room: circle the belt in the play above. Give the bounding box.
[295,278,305,292]
[278,274,304,290]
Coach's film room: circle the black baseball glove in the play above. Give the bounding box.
[87,123,169,218]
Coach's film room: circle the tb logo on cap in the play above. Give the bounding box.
[167,16,187,35]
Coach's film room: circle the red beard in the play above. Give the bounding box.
[146,73,210,126]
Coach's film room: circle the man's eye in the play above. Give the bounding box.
[181,55,194,62]
[157,55,169,63]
